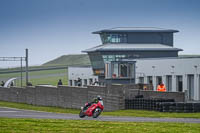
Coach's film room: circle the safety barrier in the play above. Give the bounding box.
[125,98,200,113]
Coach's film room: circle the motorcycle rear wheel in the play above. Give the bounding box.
[93,108,102,118]
[79,110,86,118]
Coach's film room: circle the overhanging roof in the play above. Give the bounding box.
[93,27,179,34]
[82,44,183,53]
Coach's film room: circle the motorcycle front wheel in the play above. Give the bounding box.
[93,108,102,118]
[79,110,86,118]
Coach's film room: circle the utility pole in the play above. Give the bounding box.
[25,49,29,86]
[20,57,23,87]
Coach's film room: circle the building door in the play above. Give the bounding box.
[156,76,162,86]
[187,75,194,100]
[120,64,128,77]
[139,77,144,84]
[84,79,87,86]
[69,80,72,86]
[176,76,183,92]
[147,76,153,84]
[166,75,172,92]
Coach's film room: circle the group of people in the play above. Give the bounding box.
[1,81,14,87]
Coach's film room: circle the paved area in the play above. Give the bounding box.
[0,107,200,123]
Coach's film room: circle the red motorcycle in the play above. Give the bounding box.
[79,100,104,118]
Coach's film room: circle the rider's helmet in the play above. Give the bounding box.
[97,95,102,101]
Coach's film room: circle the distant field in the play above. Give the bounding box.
[43,54,90,66]
[0,69,68,86]
[0,54,91,86]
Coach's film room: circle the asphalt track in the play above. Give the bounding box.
[0,107,200,123]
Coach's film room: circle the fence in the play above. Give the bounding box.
[125,98,200,113]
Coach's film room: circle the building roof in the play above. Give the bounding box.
[93,27,179,34]
[82,44,183,52]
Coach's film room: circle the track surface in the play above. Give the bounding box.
[0,107,200,123]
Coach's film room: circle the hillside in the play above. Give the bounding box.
[43,54,91,66]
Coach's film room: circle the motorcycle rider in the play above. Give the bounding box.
[84,95,102,109]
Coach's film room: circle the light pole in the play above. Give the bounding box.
[25,49,29,86]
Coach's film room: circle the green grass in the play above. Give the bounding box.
[29,75,68,86]
[0,118,200,133]
[1,101,200,119]
[0,69,68,86]
[0,101,79,114]
[43,54,90,66]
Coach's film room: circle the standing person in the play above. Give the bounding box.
[57,79,63,86]
[10,82,14,87]
[1,81,5,87]
[93,79,99,86]
[77,77,81,86]
[157,82,166,92]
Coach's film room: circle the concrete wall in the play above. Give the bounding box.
[0,85,125,111]
[124,89,185,102]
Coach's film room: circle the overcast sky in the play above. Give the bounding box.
[0,0,200,67]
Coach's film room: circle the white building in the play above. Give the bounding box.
[68,66,98,87]
[135,57,200,101]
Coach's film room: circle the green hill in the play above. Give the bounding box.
[43,54,91,66]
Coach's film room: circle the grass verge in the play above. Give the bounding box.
[0,118,200,133]
[1,101,200,119]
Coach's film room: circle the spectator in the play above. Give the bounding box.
[57,79,63,86]
[1,81,5,87]
[157,82,166,92]
[93,79,99,86]
[10,82,14,87]
[77,77,81,86]
[27,82,32,86]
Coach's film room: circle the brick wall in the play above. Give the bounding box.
[0,85,125,111]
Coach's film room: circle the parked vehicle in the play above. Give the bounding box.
[79,100,104,118]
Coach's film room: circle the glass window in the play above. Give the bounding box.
[101,33,127,44]
[105,62,135,79]
[156,76,162,86]
[102,55,126,62]
[147,76,153,84]
[176,76,183,92]
[139,77,144,84]
[187,75,194,100]
[84,79,87,86]
[120,64,128,77]
[166,75,172,92]
[69,80,72,86]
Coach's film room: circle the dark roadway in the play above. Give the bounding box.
[0,107,200,123]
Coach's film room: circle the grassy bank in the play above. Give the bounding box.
[0,69,68,86]
[1,101,200,119]
[0,118,200,133]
